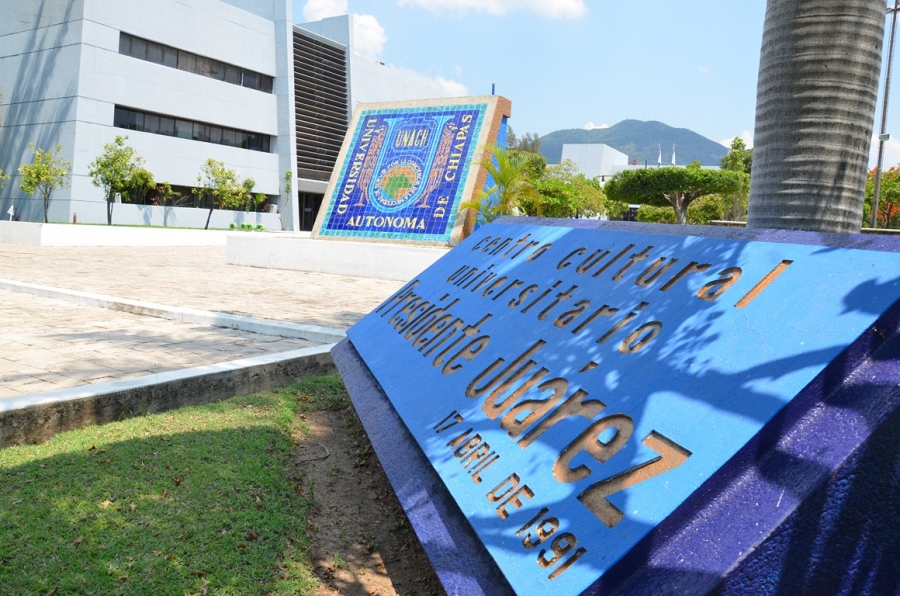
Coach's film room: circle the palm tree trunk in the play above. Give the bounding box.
[747,0,885,233]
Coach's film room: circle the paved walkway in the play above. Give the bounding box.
[0,244,405,399]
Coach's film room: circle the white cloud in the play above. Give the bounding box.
[352,14,387,60]
[432,75,467,96]
[396,0,587,19]
[303,0,347,21]
[719,130,753,149]
[698,66,712,74]
[584,121,609,130]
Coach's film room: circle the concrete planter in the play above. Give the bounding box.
[0,220,236,246]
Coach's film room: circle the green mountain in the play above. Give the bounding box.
[540,120,728,167]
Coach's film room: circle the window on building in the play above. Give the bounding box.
[197,56,212,78]
[209,60,225,81]
[131,37,148,61]
[162,46,178,68]
[119,32,273,94]
[241,71,259,90]
[113,106,271,153]
[177,50,196,74]
[222,128,235,147]
[114,106,129,128]
[119,32,132,55]
[147,41,163,64]
[144,114,160,135]
[159,116,175,137]
[175,119,192,139]
[224,65,241,85]
[128,111,144,131]
[194,123,211,143]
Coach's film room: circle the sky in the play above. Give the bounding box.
[294,0,900,166]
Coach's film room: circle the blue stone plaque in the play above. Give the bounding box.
[313,96,511,244]
[344,220,900,595]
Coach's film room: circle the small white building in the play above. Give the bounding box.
[0,1,458,230]
[560,143,629,180]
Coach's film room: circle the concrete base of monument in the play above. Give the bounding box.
[333,219,900,595]
[0,220,233,246]
[226,233,449,280]
[332,338,516,596]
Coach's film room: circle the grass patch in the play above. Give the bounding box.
[0,374,351,595]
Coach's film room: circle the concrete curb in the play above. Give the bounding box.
[0,344,336,448]
[0,278,347,344]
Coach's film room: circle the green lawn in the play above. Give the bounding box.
[0,375,349,595]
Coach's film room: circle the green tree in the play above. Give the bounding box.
[239,178,266,212]
[123,166,155,205]
[636,204,675,224]
[88,135,146,225]
[18,144,71,223]
[720,137,752,221]
[254,193,267,211]
[686,194,726,225]
[635,195,726,225]
[461,146,540,225]
[720,137,753,174]
[506,125,542,153]
[281,169,292,213]
[195,158,245,229]
[156,182,177,205]
[604,162,745,225]
[864,166,900,229]
[747,0,884,232]
[526,160,622,219]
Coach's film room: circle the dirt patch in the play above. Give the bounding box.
[291,407,444,596]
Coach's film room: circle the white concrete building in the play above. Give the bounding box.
[560,143,629,180]
[0,1,457,230]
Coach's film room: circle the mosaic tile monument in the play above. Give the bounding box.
[312,96,511,245]
[334,217,900,595]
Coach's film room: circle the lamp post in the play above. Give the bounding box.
[872,0,900,229]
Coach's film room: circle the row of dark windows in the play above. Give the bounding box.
[114,106,272,153]
[135,183,273,212]
[119,32,274,93]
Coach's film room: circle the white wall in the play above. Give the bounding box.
[348,55,461,109]
[78,0,282,214]
[297,15,460,110]
[560,144,629,179]
[0,0,85,222]
[85,0,277,75]
[0,0,287,225]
